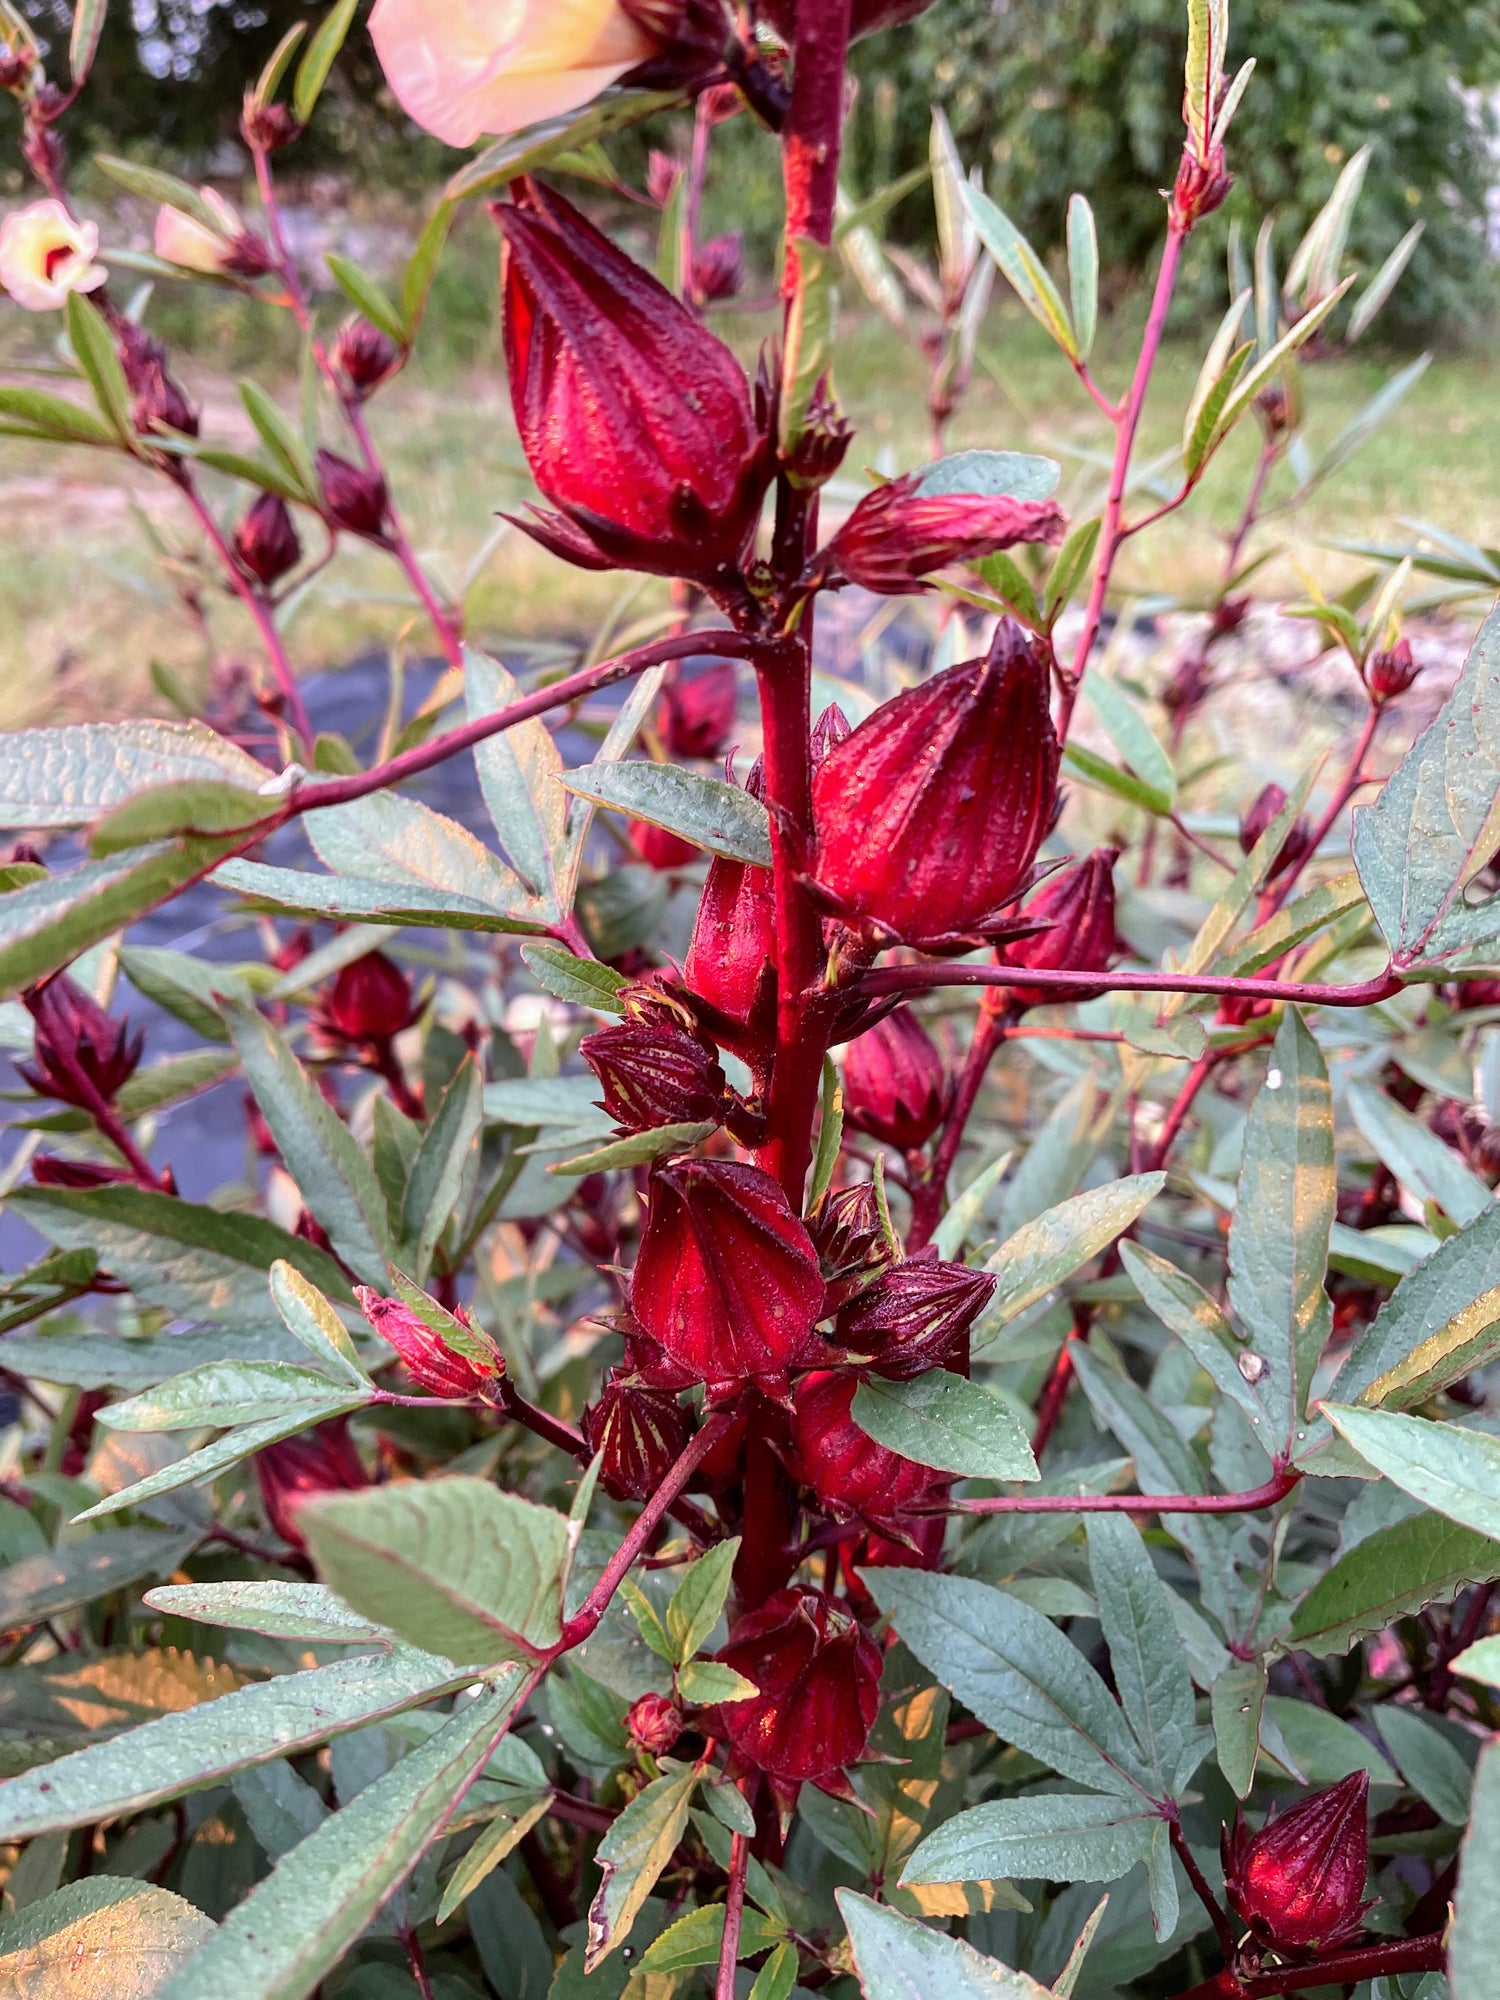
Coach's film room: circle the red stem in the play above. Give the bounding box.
[1167,1811,1238,1964]
[781,0,854,284]
[1262,701,1383,919]
[858,964,1404,1010]
[1172,1934,1445,2000]
[1030,1319,1088,1459]
[909,1000,1006,1250]
[716,1831,751,2000]
[949,1466,1301,1517]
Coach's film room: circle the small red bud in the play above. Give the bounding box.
[1223,1771,1372,1955]
[659,661,738,760]
[784,378,855,492]
[31,1155,134,1189]
[837,1257,996,1379]
[583,1378,692,1502]
[0,47,36,92]
[316,953,416,1046]
[20,976,144,1111]
[317,448,390,540]
[714,1587,882,1803]
[647,151,682,209]
[580,1013,729,1133]
[1172,145,1234,228]
[234,492,302,587]
[255,1416,367,1550]
[844,1010,948,1152]
[821,472,1065,596]
[631,1160,825,1387]
[117,323,198,438]
[333,317,403,399]
[631,819,700,870]
[1368,638,1420,701]
[685,830,777,1046]
[1000,849,1120,1008]
[626,1691,684,1757]
[242,100,304,152]
[692,231,744,304]
[810,702,852,768]
[811,1182,894,1312]
[1240,783,1314,881]
[790,1369,940,1526]
[355,1286,504,1400]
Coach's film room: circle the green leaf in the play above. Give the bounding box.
[914,450,1062,503]
[840,1891,1053,2000]
[1082,676,1176,813]
[466,650,569,911]
[0,384,119,448]
[94,157,226,235]
[443,90,683,203]
[666,1539,741,1666]
[561,759,771,868]
[1323,1405,1500,1541]
[852,1371,1038,1481]
[89,777,274,855]
[305,791,541,921]
[1374,1705,1474,1825]
[1287,1512,1500,1657]
[269,1261,370,1388]
[1062,743,1175,817]
[401,200,457,341]
[1347,1081,1492,1228]
[1353,602,1500,967]
[0,1525,197,1633]
[1347,228,1426,346]
[1331,1205,1500,1412]
[251,21,306,107]
[189,446,307,503]
[781,235,838,450]
[293,0,360,124]
[143,1581,385,1645]
[585,1764,700,1972]
[436,1794,551,1922]
[10,1183,352,1333]
[676,1661,758,1706]
[1067,195,1099,361]
[301,1477,570,1667]
[99,1359,367,1434]
[1183,0,1227,153]
[323,254,407,347]
[1211,1661,1265,1799]
[153,1676,524,2000]
[239,380,316,499]
[903,1793,1158,1891]
[0,1879,214,1998]
[962,184,1077,360]
[548,1122,717,1177]
[1226,1010,1334,1454]
[402,1053,483,1279]
[1456,1636,1500,1689]
[1451,1739,1500,2000]
[225,1001,392,1287]
[1087,1515,1195,1796]
[982,1174,1165,1337]
[0,1647,478,1840]
[1199,281,1356,473]
[749,1944,799,2000]
[65,293,136,446]
[70,1406,365,1523]
[120,945,257,1040]
[214,858,548,934]
[1046,517,1102,622]
[1210,872,1369,981]
[519,943,628,1014]
[640,1902,785,1972]
[68,0,109,86]
[934,1150,1013,1262]
[1122,1242,1271,1438]
[864,1569,1154,1797]
[809,1056,844,1213]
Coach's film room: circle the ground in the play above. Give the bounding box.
[0,288,1495,729]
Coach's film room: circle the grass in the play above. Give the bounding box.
[2,261,1497,731]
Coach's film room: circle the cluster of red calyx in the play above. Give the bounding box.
[21,975,144,1111]
[997,849,1121,1009]
[1223,1772,1372,1957]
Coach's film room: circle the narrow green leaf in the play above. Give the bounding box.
[903,1792,1157,1890]
[840,1891,1054,2000]
[1067,194,1099,361]
[780,235,838,449]
[1087,1515,1195,1795]
[68,0,109,85]
[810,1056,844,1212]
[1374,1705,1474,1825]
[666,1539,741,1666]
[962,183,1077,359]
[1210,1661,1265,1798]
[1330,1205,1500,1411]
[1046,517,1102,622]
[293,0,360,124]
[548,1121,717,1177]
[324,254,406,347]
[65,293,136,445]
[1347,1081,1492,1229]
[915,450,1061,502]
[1121,1242,1277,1443]
[143,1581,385,1645]
[402,1052,483,1279]
[269,1261,369,1387]
[401,201,457,340]
[466,649,568,908]
[1451,1739,1500,2000]
[90,779,276,855]
[561,760,771,868]
[519,942,628,1014]
[443,91,683,204]
[853,1371,1038,1482]
[585,1765,700,1971]
[0,384,118,447]
[99,1359,369,1433]
[238,381,316,500]
[95,157,227,235]
[437,1795,551,1923]
[71,1405,363,1523]
[1288,1513,1500,1658]
[252,22,307,108]
[640,1900,784,1973]
[1083,675,1176,811]
[1323,1405,1500,1542]
[1347,225,1426,345]
[982,1174,1165,1335]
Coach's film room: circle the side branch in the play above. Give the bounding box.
[857,963,1404,1010]
[949,1467,1302,1517]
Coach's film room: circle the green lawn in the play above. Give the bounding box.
[1,290,1495,730]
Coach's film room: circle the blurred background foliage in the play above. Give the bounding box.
[6,0,1500,337]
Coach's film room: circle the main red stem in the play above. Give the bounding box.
[1172,1934,1445,2000]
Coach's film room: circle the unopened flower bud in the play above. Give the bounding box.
[584,1378,692,1500]
[810,702,852,769]
[497,180,770,587]
[1000,848,1120,1008]
[1172,145,1234,229]
[844,1010,948,1153]
[632,819,700,870]
[785,379,856,492]
[242,100,304,152]
[234,491,302,587]
[1223,1771,1371,1955]
[685,793,778,1046]
[837,1257,996,1378]
[715,1587,882,1803]
[647,151,683,208]
[631,1160,824,1386]
[626,1691,684,1757]
[1240,783,1313,881]
[31,1155,134,1189]
[355,1284,503,1400]
[821,472,1065,596]
[0,47,36,93]
[255,1416,367,1549]
[1368,638,1420,702]
[317,448,390,540]
[812,622,1060,947]
[316,952,416,1046]
[154,189,266,277]
[693,231,743,304]
[20,976,144,1110]
[790,1369,940,1523]
[581,1013,729,1133]
[811,1182,894,1310]
[333,317,403,399]
[660,661,737,760]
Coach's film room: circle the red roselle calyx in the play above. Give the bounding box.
[632,820,701,870]
[819,473,1065,596]
[20,976,144,1110]
[811,622,1060,948]
[582,1378,693,1502]
[693,232,744,304]
[317,449,390,540]
[581,1015,731,1134]
[631,1160,825,1387]
[684,841,777,1049]
[1223,1771,1373,1956]
[333,317,404,399]
[837,1256,996,1378]
[1240,783,1314,882]
[659,661,738,760]
[625,1691,684,1757]
[790,1369,940,1527]
[234,492,302,588]
[496,179,770,589]
[355,1286,504,1400]
[316,953,417,1047]
[714,1587,882,1808]
[844,1009,948,1152]
[255,1416,368,1550]
[1368,638,1421,701]
[1000,848,1120,1009]
[811,1181,894,1310]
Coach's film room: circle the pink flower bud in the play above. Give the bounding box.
[234,492,302,587]
[715,1587,882,1798]
[790,1369,939,1524]
[631,1160,825,1386]
[812,623,1060,947]
[1000,849,1120,1008]
[1223,1771,1372,1955]
[333,317,403,399]
[316,953,416,1046]
[821,473,1065,596]
[837,1256,996,1378]
[844,1010,948,1152]
[21,976,144,1111]
[317,449,390,540]
[497,180,770,588]
[255,1417,368,1550]
[355,1286,504,1400]
[580,1014,729,1132]
[647,152,683,209]
[659,661,737,760]
[583,1378,692,1501]
[153,189,268,277]
[626,1691,684,1756]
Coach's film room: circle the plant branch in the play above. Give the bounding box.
[909,999,1007,1250]
[1167,1811,1238,1964]
[857,963,1404,1010]
[949,1466,1302,1516]
[1171,1933,1446,2000]
[717,1830,751,2000]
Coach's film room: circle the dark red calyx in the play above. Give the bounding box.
[837,1256,996,1378]
[844,1008,948,1152]
[20,975,144,1111]
[999,848,1120,1009]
